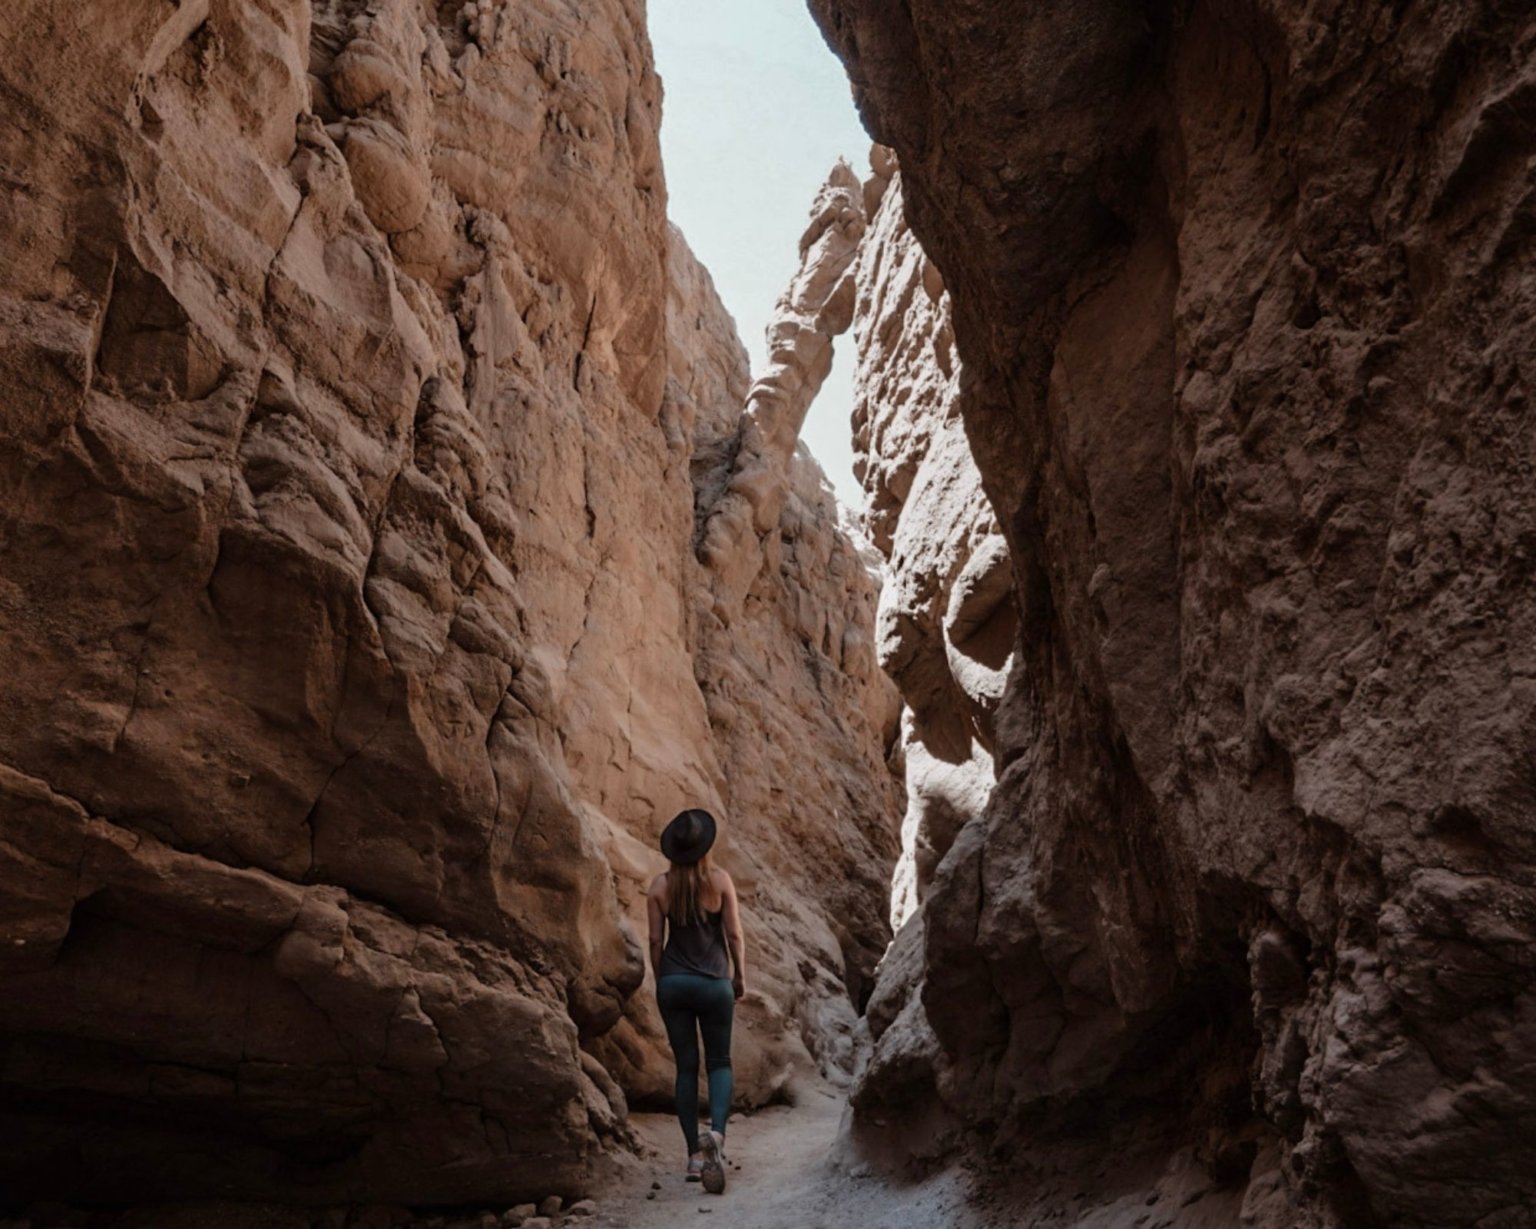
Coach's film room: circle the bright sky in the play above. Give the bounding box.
[649,0,871,508]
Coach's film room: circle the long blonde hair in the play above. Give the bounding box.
[666,853,715,927]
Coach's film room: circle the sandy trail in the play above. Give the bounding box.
[584,1088,1251,1229]
[586,1085,976,1229]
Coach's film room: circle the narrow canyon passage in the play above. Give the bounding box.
[1,0,1534,1227]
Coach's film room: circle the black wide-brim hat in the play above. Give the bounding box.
[661,808,717,865]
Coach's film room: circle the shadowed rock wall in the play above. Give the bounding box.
[0,0,897,1206]
[812,1,1536,1224]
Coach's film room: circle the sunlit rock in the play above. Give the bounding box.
[0,0,898,1205]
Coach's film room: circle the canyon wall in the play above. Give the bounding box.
[815,1,1536,1226]
[0,0,897,1207]
[842,161,1002,1166]
[850,155,1004,932]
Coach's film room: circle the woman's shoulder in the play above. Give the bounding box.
[707,866,734,893]
[647,871,670,897]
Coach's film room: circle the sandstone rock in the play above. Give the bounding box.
[0,0,897,1209]
[847,161,1003,928]
[535,1197,561,1218]
[813,0,1536,1223]
[816,158,1000,1153]
[697,162,868,623]
[566,1201,597,1217]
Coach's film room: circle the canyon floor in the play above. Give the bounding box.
[597,1084,1252,1229]
[595,1086,977,1229]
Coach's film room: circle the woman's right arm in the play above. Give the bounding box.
[720,871,747,1000]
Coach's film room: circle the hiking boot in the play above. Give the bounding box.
[700,1129,726,1194]
[686,1155,703,1182]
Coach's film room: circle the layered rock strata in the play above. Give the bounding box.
[813,1,1536,1225]
[0,0,897,1207]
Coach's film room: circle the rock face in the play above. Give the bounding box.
[0,0,897,1207]
[813,1,1536,1225]
[840,161,1003,1163]
[850,156,1004,931]
[697,161,867,623]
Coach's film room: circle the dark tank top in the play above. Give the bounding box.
[658,906,732,980]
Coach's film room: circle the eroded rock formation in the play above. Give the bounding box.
[850,156,1006,931]
[838,161,1006,1166]
[697,161,867,623]
[0,0,897,1207]
[814,1,1536,1225]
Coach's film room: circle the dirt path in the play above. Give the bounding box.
[581,1089,1252,1229]
[586,1085,978,1229]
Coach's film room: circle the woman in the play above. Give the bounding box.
[647,807,747,1194]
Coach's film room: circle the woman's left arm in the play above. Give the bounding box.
[646,877,667,978]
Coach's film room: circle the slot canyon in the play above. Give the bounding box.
[1,1,1533,1227]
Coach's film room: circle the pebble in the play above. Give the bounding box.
[520,1220,552,1229]
[354,1208,411,1229]
[503,1206,536,1225]
[538,1196,562,1217]
[567,1201,597,1217]
[650,1181,661,1190]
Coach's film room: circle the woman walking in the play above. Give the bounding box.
[647,808,747,1194]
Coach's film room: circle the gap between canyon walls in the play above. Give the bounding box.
[0,0,903,1209]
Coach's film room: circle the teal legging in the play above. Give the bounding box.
[656,974,734,1154]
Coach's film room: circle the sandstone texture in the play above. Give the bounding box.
[0,0,897,1207]
[850,157,1005,932]
[812,1,1536,1225]
[698,161,867,622]
[838,162,1004,1159]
